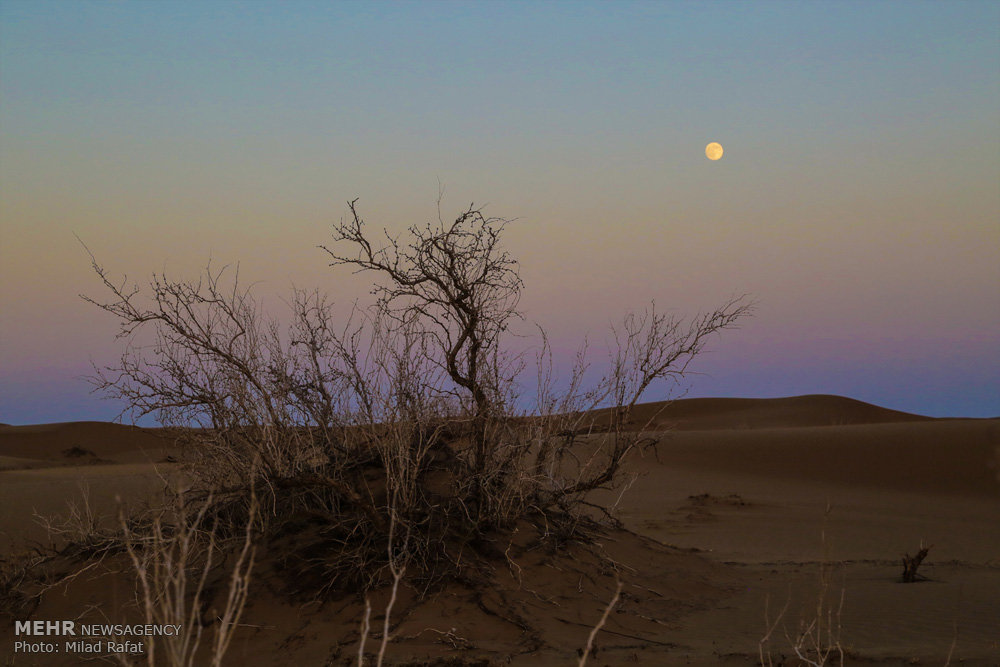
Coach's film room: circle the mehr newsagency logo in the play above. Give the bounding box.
[13,620,182,656]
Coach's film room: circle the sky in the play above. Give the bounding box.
[1,0,998,424]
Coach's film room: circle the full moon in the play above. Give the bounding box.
[705,142,724,160]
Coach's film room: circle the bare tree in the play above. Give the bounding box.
[322,199,521,419]
[321,199,524,513]
[319,199,753,525]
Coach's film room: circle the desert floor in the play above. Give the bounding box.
[2,395,998,665]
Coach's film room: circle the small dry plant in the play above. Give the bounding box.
[759,506,845,667]
[21,481,130,604]
[0,547,50,620]
[119,488,257,667]
[32,481,121,558]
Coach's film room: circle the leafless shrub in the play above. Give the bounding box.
[321,198,525,524]
[119,489,257,667]
[760,579,845,667]
[320,199,751,530]
[32,481,112,550]
[82,196,752,601]
[759,507,845,667]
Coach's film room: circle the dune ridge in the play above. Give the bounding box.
[625,393,942,431]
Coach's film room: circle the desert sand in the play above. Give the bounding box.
[1,395,998,665]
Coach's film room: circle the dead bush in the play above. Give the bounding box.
[81,197,752,598]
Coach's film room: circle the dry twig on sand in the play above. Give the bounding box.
[578,580,623,667]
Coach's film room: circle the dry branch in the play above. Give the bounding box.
[902,543,932,583]
[578,580,623,667]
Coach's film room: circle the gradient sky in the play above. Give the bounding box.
[2,0,998,424]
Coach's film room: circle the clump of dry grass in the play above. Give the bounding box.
[759,506,845,667]
[0,547,50,620]
[32,481,122,555]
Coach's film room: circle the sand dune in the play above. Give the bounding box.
[1,396,998,665]
[655,419,999,497]
[625,393,937,431]
[0,421,172,465]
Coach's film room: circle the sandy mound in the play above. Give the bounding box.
[5,525,735,666]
